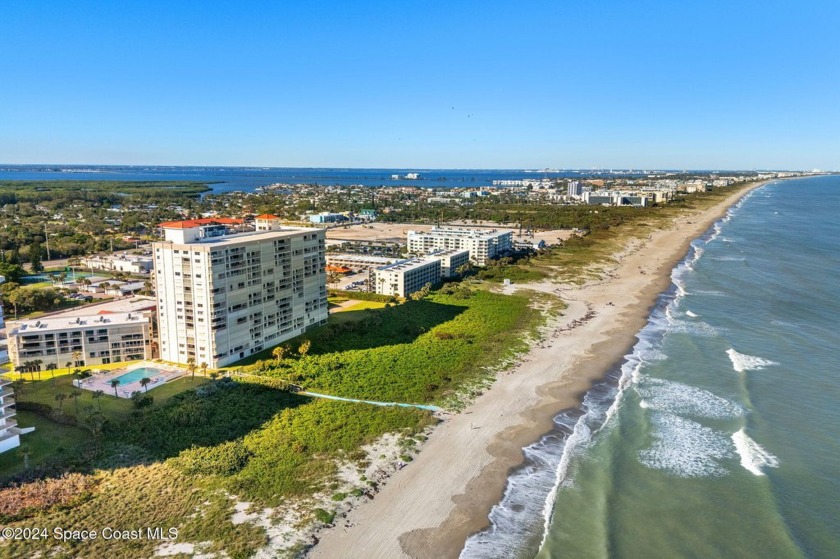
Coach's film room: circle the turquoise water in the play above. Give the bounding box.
[113,367,164,385]
[462,176,840,558]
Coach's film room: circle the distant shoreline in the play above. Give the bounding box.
[309,180,771,559]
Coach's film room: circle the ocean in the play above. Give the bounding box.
[462,175,840,558]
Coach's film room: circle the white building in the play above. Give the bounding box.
[7,311,153,369]
[326,254,397,271]
[373,258,441,298]
[0,275,6,365]
[427,249,470,278]
[0,275,5,329]
[1,376,34,454]
[153,219,328,368]
[81,254,154,274]
[309,212,346,224]
[406,227,513,266]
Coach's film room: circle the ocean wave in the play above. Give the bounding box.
[636,378,744,419]
[685,310,699,318]
[639,413,735,477]
[460,412,585,559]
[726,349,779,373]
[708,255,745,262]
[667,319,720,337]
[731,428,779,476]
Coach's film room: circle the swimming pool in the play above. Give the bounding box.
[112,367,165,385]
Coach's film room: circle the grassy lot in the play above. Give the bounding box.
[0,411,89,480]
[247,289,540,405]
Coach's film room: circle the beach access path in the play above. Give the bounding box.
[309,184,767,559]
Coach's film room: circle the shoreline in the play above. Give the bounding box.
[309,181,770,559]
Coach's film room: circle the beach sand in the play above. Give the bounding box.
[309,184,765,559]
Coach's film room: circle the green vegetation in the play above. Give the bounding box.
[0,180,209,262]
[1,285,541,558]
[251,290,538,403]
[327,289,397,303]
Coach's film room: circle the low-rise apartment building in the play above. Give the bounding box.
[7,311,153,369]
[373,258,442,298]
[428,249,470,278]
[406,227,512,266]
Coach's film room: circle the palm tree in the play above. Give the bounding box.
[70,390,83,415]
[54,392,68,410]
[199,362,208,377]
[92,389,104,411]
[139,377,151,392]
[272,345,287,365]
[186,357,197,379]
[46,362,57,383]
[209,371,219,381]
[109,378,121,398]
[71,350,82,368]
[298,339,312,358]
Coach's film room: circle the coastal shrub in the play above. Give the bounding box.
[331,492,346,501]
[328,289,396,303]
[0,473,97,522]
[231,399,433,501]
[14,401,78,426]
[262,291,537,403]
[313,508,335,525]
[172,440,252,476]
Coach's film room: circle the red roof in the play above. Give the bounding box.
[255,214,280,220]
[158,218,244,229]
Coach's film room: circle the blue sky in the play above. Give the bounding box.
[1,0,838,169]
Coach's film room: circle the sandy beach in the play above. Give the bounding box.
[309,183,767,559]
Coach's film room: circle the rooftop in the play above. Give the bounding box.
[158,218,244,229]
[409,226,513,240]
[10,311,150,334]
[40,296,157,318]
[158,226,320,247]
[377,257,440,273]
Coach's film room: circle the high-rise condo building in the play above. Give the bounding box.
[153,219,328,368]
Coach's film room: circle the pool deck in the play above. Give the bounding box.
[73,361,187,398]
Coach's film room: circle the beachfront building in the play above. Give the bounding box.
[325,253,397,272]
[1,375,34,453]
[0,275,6,365]
[373,258,442,298]
[7,311,153,369]
[406,227,513,266]
[427,249,470,278]
[153,219,328,368]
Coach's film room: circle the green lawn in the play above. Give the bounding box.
[12,374,208,423]
[0,411,89,480]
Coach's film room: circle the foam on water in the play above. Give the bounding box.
[639,413,735,477]
[636,378,744,419]
[667,319,720,337]
[459,411,587,558]
[462,196,757,557]
[731,428,780,476]
[726,349,779,373]
[685,310,699,318]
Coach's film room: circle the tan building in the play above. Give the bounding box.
[153,219,328,368]
[7,312,153,369]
